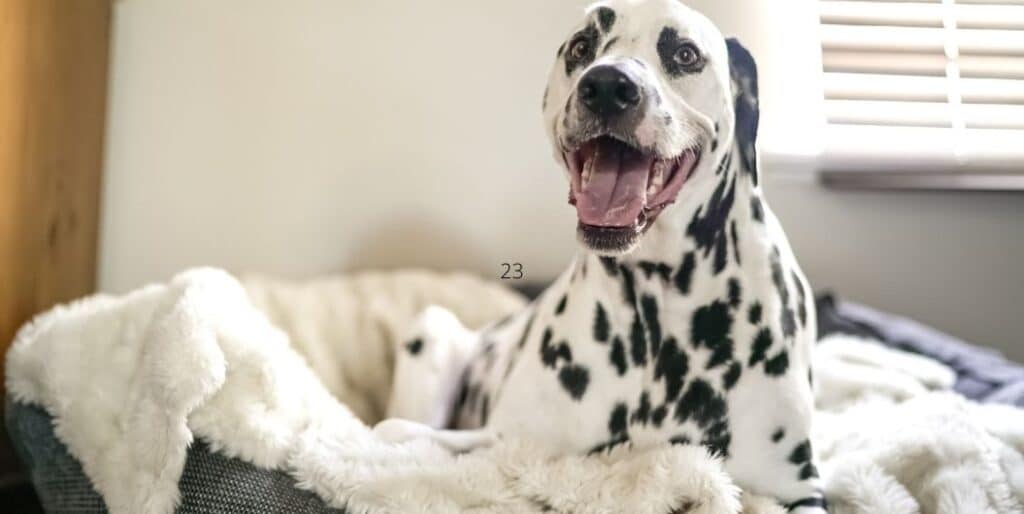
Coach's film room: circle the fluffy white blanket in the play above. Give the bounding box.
[6,268,1024,514]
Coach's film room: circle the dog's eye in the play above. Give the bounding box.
[568,37,592,63]
[673,43,702,68]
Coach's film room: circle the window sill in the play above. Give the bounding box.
[819,171,1024,192]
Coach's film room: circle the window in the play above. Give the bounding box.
[818,0,1024,183]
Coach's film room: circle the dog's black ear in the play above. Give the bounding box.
[726,37,760,186]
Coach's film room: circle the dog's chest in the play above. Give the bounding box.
[453,209,814,457]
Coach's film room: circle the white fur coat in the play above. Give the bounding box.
[6,268,1024,514]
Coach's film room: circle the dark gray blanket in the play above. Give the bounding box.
[816,294,1024,407]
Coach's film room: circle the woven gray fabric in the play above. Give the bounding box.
[6,400,106,513]
[5,400,344,513]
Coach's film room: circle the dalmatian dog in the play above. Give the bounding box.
[376,0,827,511]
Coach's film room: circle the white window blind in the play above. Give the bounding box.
[819,0,1024,174]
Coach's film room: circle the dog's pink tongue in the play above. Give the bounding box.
[576,142,652,227]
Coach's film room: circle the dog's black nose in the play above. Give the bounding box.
[578,65,642,117]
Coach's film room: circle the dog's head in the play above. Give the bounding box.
[543,0,759,255]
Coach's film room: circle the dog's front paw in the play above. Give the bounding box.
[373,418,497,453]
[372,418,430,444]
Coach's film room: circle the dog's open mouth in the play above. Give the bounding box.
[565,136,700,252]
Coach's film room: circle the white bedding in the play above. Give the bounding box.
[6,268,1024,513]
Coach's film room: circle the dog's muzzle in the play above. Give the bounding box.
[562,64,701,254]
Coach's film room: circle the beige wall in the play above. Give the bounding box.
[99,0,1024,359]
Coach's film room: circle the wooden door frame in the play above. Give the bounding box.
[0,0,112,481]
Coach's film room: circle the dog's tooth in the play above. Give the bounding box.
[648,161,667,196]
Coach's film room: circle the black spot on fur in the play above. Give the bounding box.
[588,434,630,455]
[553,342,574,368]
[620,265,638,306]
[609,402,629,435]
[639,261,672,282]
[716,151,733,176]
[748,328,772,367]
[800,463,819,480]
[559,365,590,400]
[654,337,688,402]
[639,261,656,279]
[770,248,797,338]
[540,330,573,369]
[747,302,762,325]
[593,302,610,343]
[727,278,742,309]
[691,301,734,370]
[555,294,568,315]
[730,220,741,266]
[610,336,628,376]
[771,427,785,443]
[686,175,737,276]
[651,405,668,427]
[630,314,647,366]
[405,338,423,355]
[599,256,618,276]
[596,7,617,32]
[542,86,548,110]
[675,379,727,429]
[706,342,733,370]
[632,391,652,425]
[750,196,764,222]
[620,265,645,369]
[641,295,662,355]
[789,440,812,464]
[701,420,732,458]
[673,252,697,294]
[723,361,742,390]
[764,350,790,376]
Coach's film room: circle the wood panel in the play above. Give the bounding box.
[0,0,111,481]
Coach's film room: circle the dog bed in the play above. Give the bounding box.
[6,269,1024,513]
